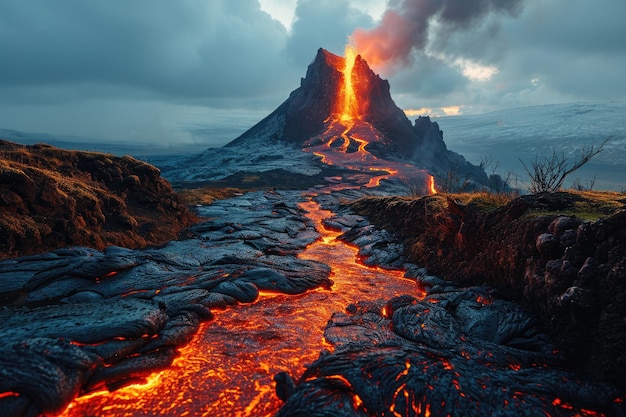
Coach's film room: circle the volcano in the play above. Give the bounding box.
[227,47,486,187]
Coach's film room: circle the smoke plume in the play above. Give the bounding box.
[352,0,526,72]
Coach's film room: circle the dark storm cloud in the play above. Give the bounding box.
[435,0,525,27]
[428,15,509,63]
[352,0,526,72]
[370,0,626,113]
[510,0,626,55]
[0,0,295,104]
[390,52,469,98]
[486,0,626,106]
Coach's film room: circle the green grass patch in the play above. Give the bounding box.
[523,190,626,221]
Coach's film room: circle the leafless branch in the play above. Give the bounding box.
[520,137,610,193]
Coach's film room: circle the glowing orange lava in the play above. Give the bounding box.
[338,44,359,121]
[428,175,437,194]
[61,44,438,416]
[61,195,424,417]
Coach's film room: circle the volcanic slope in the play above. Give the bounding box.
[163,48,486,191]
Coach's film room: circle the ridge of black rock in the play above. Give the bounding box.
[227,49,342,148]
[227,48,486,183]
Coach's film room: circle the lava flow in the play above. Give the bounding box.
[60,44,434,417]
[61,194,424,417]
[339,44,359,122]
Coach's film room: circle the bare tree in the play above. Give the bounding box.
[480,155,499,175]
[437,168,472,193]
[480,155,516,193]
[520,137,610,193]
[572,174,597,191]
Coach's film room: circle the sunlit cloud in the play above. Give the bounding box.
[404,106,462,117]
[441,105,462,116]
[425,51,499,82]
[258,0,297,30]
[404,108,433,117]
[455,58,499,81]
[258,0,385,32]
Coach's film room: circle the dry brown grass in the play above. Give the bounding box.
[419,190,625,220]
[177,186,244,206]
[447,191,519,210]
[1,140,197,258]
[398,187,626,224]
[570,190,626,214]
[401,191,518,212]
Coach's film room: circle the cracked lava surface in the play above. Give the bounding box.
[60,193,424,417]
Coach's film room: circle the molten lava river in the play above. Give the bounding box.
[61,193,424,417]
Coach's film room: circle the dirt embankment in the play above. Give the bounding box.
[351,191,626,389]
[0,140,197,259]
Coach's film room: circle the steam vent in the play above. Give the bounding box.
[1,46,625,417]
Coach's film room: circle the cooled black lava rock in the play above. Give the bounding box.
[276,291,625,417]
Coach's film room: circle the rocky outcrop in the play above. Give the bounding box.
[351,192,626,389]
[273,190,624,416]
[0,140,197,259]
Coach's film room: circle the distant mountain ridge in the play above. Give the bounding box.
[0,128,209,157]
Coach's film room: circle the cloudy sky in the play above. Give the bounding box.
[0,0,624,147]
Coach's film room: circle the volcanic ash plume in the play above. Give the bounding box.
[352,0,526,73]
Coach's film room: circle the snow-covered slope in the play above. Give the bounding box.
[437,102,626,190]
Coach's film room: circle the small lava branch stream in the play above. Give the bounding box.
[60,194,423,417]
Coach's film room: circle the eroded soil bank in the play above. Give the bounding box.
[351,191,626,389]
[0,140,197,259]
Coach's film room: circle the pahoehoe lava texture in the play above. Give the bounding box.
[0,191,331,416]
[276,291,625,416]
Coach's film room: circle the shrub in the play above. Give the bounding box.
[520,137,609,193]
